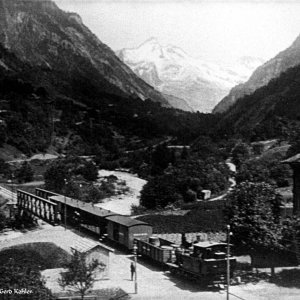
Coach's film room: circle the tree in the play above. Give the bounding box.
[151,144,173,175]
[44,162,69,192]
[0,158,12,178]
[236,156,291,188]
[140,156,229,209]
[44,156,99,194]
[231,142,251,167]
[0,258,53,299]
[15,161,34,183]
[81,185,106,204]
[140,174,183,209]
[59,250,102,300]
[0,210,7,231]
[78,161,98,182]
[225,181,282,256]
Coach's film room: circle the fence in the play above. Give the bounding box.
[154,231,227,245]
[182,198,231,210]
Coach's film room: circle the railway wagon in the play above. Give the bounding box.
[49,195,118,236]
[105,215,152,249]
[135,236,176,264]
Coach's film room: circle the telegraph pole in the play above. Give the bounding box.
[227,224,231,300]
[133,240,138,294]
[64,178,67,230]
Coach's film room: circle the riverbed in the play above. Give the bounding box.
[95,170,147,215]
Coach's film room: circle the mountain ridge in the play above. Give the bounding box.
[213,33,300,114]
[216,63,300,141]
[0,0,170,107]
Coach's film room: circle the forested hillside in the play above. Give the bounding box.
[0,0,221,158]
[216,64,300,142]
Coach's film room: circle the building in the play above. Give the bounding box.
[71,238,114,280]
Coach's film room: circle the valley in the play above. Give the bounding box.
[1,1,300,300]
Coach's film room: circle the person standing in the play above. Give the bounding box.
[130,262,135,281]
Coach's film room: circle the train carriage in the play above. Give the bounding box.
[105,215,152,249]
[49,195,119,236]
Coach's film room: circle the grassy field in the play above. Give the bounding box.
[0,242,70,269]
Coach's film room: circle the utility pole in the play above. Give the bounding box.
[133,240,138,294]
[64,178,68,230]
[227,224,231,300]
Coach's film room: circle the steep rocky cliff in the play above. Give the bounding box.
[214,34,300,114]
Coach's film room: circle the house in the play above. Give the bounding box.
[199,189,211,200]
[71,238,114,280]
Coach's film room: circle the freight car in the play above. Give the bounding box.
[136,236,177,265]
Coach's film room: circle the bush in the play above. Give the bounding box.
[99,160,120,170]
[0,211,7,231]
[15,161,34,183]
[131,204,147,215]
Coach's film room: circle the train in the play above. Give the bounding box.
[18,188,236,285]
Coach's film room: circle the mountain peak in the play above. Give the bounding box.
[117,39,261,113]
[140,37,160,47]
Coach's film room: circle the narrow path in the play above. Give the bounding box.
[209,160,236,202]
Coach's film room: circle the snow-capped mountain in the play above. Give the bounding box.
[117,38,264,112]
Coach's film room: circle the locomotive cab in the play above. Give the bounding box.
[193,242,227,259]
[177,241,236,283]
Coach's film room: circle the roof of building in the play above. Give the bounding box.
[105,215,151,228]
[251,139,277,146]
[71,238,115,253]
[282,153,300,164]
[167,145,190,149]
[193,241,227,248]
[71,238,99,253]
[72,238,99,253]
[50,195,118,218]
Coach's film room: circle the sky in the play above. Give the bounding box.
[54,0,300,63]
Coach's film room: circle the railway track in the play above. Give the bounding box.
[0,185,17,203]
